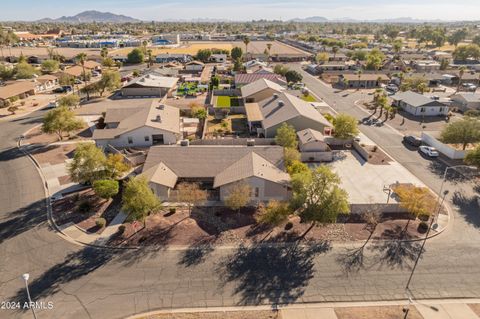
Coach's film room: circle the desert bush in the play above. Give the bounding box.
[96,217,106,228]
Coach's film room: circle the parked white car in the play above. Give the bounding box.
[419,146,439,157]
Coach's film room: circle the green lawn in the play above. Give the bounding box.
[216,96,231,108]
[177,82,201,96]
[300,94,316,102]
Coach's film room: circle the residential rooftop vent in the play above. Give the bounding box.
[246,139,255,146]
[155,115,162,122]
[157,104,164,110]
[273,93,279,99]
[278,100,285,107]
[180,139,189,146]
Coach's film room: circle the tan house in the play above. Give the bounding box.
[121,74,178,97]
[0,81,36,107]
[246,92,333,138]
[241,78,285,103]
[338,73,389,89]
[297,128,333,162]
[93,100,181,148]
[36,74,59,92]
[140,145,291,203]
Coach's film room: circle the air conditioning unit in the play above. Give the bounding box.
[246,139,255,146]
[180,139,189,146]
[278,100,285,107]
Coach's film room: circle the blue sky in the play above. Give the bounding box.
[1,0,479,21]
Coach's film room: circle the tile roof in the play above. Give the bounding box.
[235,73,287,86]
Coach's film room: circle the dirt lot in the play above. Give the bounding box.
[137,310,280,319]
[335,306,424,319]
[31,144,76,165]
[110,203,425,247]
[469,304,480,317]
[206,115,249,137]
[110,41,309,56]
[25,125,91,145]
[7,47,101,59]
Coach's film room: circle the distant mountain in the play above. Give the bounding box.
[290,16,328,23]
[38,10,140,23]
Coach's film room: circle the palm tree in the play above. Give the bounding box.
[332,46,339,60]
[76,52,89,100]
[243,36,250,62]
[397,72,405,88]
[356,69,363,90]
[456,66,466,93]
[266,43,272,61]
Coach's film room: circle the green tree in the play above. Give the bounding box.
[285,70,302,83]
[291,165,350,237]
[441,117,480,150]
[15,62,37,79]
[96,70,121,96]
[127,48,144,64]
[392,184,432,220]
[93,179,119,200]
[225,182,252,213]
[176,182,207,214]
[58,94,80,108]
[191,106,207,120]
[122,176,161,227]
[315,52,329,64]
[465,145,480,169]
[333,113,359,140]
[233,58,244,72]
[41,59,60,73]
[102,57,116,68]
[366,48,385,71]
[0,64,14,81]
[196,49,212,62]
[42,107,84,140]
[231,47,243,60]
[104,153,130,180]
[275,123,298,148]
[286,159,309,176]
[68,143,107,184]
[255,200,290,226]
[448,29,467,47]
[283,148,301,168]
[273,64,289,76]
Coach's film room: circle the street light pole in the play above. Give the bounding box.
[22,273,38,319]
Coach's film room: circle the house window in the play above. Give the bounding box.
[254,187,259,198]
[420,108,425,113]
[144,136,150,142]
[127,137,133,144]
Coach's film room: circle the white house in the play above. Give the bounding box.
[93,100,181,148]
[451,93,480,112]
[121,74,178,98]
[392,91,449,117]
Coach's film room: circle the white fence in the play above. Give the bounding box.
[421,132,467,159]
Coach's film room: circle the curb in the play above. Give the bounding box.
[125,298,480,319]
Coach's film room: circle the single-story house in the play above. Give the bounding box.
[121,74,178,97]
[243,60,268,70]
[338,73,390,89]
[140,145,291,203]
[62,65,88,79]
[392,91,449,116]
[241,78,285,103]
[250,66,274,74]
[316,61,349,72]
[234,73,287,88]
[112,55,128,63]
[297,128,333,162]
[209,54,227,63]
[246,92,333,138]
[0,81,36,107]
[412,60,441,72]
[451,93,480,112]
[185,60,204,71]
[328,53,348,62]
[35,74,59,91]
[93,100,181,148]
[156,54,191,63]
[149,68,179,77]
[83,60,102,71]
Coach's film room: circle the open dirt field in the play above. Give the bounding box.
[137,310,280,319]
[5,47,102,58]
[110,41,310,56]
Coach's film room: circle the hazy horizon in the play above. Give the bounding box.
[1,0,479,22]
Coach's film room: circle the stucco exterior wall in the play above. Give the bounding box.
[95,126,179,148]
[219,177,290,203]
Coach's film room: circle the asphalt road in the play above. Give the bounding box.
[0,78,479,319]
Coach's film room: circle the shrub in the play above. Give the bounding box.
[96,217,106,228]
[372,146,378,152]
[118,224,126,234]
[284,222,293,231]
[169,207,176,214]
[78,200,92,213]
[418,221,429,233]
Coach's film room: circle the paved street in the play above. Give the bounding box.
[0,78,479,319]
